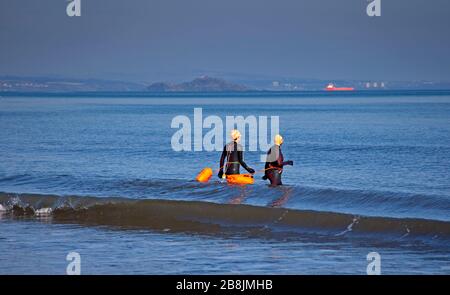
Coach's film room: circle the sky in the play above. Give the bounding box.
[1,0,450,83]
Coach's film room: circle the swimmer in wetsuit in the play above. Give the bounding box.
[262,134,293,186]
[218,129,255,179]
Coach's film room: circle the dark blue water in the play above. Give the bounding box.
[0,93,449,274]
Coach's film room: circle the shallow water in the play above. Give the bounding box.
[0,92,449,274]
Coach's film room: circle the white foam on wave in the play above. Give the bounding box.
[0,204,6,211]
[35,207,52,216]
[335,216,360,236]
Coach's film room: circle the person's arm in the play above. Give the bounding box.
[237,151,255,174]
[279,149,293,166]
[218,146,227,178]
[277,148,294,168]
[262,148,272,180]
[264,148,271,170]
[277,148,284,167]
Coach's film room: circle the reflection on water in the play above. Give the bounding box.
[269,186,294,208]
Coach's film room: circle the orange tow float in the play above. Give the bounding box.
[196,168,254,185]
[225,174,254,185]
[196,167,213,183]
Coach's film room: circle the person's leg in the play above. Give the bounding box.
[267,170,282,186]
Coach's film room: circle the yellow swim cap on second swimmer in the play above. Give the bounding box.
[231,129,241,141]
[274,134,284,146]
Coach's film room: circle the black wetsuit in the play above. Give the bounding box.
[263,145,293,186]
[218,141,254,178]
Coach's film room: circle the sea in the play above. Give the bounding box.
[0,91,449,274]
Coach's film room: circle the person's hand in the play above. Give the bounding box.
[262,175,268,180]
[247,167,255,174]
[285,160,294,166]
[218,169,224,179]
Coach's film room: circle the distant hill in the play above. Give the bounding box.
[146,76,250,92]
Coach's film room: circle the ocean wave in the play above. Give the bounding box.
[1,192,449,240]
[1,174,450,222]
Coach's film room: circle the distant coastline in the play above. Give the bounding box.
[1,75,450,93]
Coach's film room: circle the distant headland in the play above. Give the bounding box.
[146,76,249,92]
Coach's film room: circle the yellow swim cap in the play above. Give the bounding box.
[274,134,284,146]
[231,129,241,141]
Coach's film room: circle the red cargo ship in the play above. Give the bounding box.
[325,83,354,91]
